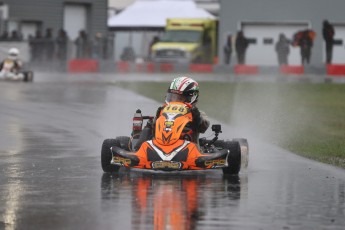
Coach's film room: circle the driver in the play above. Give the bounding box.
[0,47,24,80]
[154,76,210,143]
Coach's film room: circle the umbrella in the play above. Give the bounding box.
[292,29,316,47]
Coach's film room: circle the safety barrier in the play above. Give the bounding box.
[326,64,345,76]
[68,59,99,73]
[280,65,304,75]
[234,64,258,74]
[116,61,130,73]
[189,64,213,73]
[146,63,155,72]
[159,63,174,72]
[67,60,345,78]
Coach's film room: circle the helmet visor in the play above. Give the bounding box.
[166,92,189,103]
[9,53,18,59]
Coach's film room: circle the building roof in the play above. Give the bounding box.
[108,0,135,10]
[108,0,216,30]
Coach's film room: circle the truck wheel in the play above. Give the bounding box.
[101,139,121,173]
[116,136,131,151]
[222,141,241,175]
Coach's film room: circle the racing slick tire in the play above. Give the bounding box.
[221,141,241,175]
[23,71,34,82]
[233,138,249,169]
[101,139,121,173]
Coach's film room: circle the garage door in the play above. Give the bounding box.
[63,4,87,41]
[21,22,40,40]
[332,24,345,64]
[242,22,309,66]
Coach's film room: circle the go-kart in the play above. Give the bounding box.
[0,70,34,82]
[0,59,34,82]
[101,102,249,175]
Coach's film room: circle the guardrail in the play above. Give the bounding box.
[67,59,345,77]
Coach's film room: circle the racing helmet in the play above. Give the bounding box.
[166,76,199,105]
[8,48,19,60]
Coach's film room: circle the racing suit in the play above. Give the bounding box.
[132,104,209,151]
[154,104,210,143]
[0,58,23,80]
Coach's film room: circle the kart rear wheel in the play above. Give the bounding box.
[233,138,249,169]
[101,139,121,173]
[222,141,241,175]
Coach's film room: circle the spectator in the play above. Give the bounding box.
[75,30,90,58]
[120,46,135,62]
[92,32,104,59]
[275,33,290,66]
[322,20,335,64]
[102,34,111,60]
[0,31,9,41]
[235,31,249,64]
[298,30,313,65]
[148,36,159,60]
[10,30,22,41]
[44,28,55,61]
[56,29,68,62]
[29,30,44,62]
[223,33,232,65]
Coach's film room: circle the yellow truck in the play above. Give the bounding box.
[151,18,218,64]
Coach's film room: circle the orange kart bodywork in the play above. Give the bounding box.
[111,139,228,170]
[110,102,229,171]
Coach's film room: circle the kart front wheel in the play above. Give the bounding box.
[222,141,241,175]
[23,71,34,82]
[101,139,121,173]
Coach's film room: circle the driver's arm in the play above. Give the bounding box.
[191,107,210,134]
[15,60,23,69]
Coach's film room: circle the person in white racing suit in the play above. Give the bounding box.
[0,48,24,80]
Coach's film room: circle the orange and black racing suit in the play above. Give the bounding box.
[153,103,210,143]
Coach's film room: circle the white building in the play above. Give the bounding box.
[219,0,345,66]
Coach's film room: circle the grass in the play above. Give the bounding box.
[116,81,345,169]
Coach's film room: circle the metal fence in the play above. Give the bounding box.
[0,35,114,64]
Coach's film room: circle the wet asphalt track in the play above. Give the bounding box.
[0,73,344,230]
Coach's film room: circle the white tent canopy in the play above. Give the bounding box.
[108,0,216,30]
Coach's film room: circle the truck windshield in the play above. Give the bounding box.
[160,30,202,43]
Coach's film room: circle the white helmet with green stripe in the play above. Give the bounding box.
[166,76,199,105]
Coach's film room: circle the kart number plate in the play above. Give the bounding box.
[151,161,182,169]
[163,104,187,115]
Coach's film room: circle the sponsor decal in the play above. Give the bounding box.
[113,156,131,165]
[204,159,226,167]
[151,161,182,169]
[165,120,174,127]
[162,132,173,144]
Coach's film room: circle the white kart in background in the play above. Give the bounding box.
[0,59,34,82]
